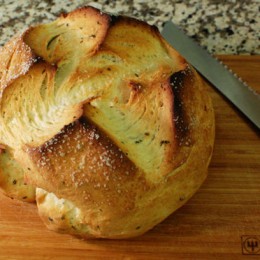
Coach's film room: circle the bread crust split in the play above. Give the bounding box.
[0,6,214,238]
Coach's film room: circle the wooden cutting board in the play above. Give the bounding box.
[0,55,259,259]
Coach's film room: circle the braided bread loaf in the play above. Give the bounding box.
[0,6,214,238]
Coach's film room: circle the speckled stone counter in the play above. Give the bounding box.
[0,0,259,54]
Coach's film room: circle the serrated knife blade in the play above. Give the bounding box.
[162,21,260,129]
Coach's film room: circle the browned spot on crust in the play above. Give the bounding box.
[170,70,191,144]
[25,118,138,211]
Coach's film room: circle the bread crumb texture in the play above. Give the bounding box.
[0,6,214,238]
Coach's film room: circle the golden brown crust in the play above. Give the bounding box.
[0,6,214,238]
[0,36,35,98]
[24,6,110,65]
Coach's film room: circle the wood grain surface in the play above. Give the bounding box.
[0,55,259,259]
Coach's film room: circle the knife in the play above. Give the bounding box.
[161,21,260,129]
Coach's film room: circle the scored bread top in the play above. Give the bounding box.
[0,6,186,181]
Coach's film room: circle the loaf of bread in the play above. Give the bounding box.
[0,6,214,238]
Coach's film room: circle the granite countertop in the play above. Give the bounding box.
[0,0,259,55]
